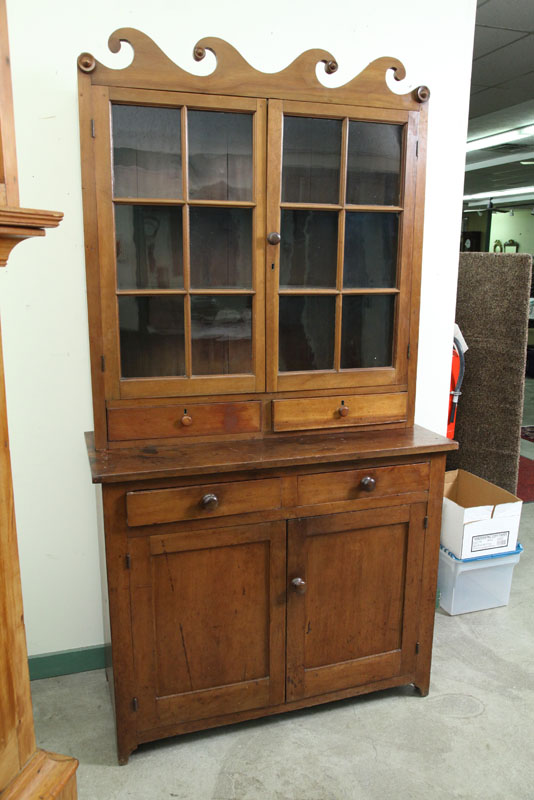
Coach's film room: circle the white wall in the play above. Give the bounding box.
[2,0,476,656]
[490,208,534,256]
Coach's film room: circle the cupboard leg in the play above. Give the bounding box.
[116,735,137,766]
[414,677,430,697]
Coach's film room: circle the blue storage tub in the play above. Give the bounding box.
[438,543,523,615]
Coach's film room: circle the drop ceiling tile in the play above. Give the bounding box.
[464,161,534,194]
[473,25,527,59]
[469,86,534,118]
[476,0,534,32]
[471,34,534,86]
[497,68,534,92]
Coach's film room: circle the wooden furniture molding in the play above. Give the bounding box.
[0,207,63,267]
[78,29,430,110]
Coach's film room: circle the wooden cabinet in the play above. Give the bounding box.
[79,30,456,764]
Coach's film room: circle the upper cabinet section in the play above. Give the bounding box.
[78,32,429,446]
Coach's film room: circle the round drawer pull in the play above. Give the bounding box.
[267,231,281,245]
[291,577,307,594]
[360,476,376,492]
[200,493,219,510]
[181,413,193,426]
[338,405,349,417]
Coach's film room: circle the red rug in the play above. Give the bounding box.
[517,455,534,502]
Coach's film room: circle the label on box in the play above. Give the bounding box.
[471,531,510,552]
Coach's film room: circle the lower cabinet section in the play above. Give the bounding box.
[109,492,436,763]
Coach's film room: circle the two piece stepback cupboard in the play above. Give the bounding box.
[77,29,456,764]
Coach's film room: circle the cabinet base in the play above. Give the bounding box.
[118,673,426,765]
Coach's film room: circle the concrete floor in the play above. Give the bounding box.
[31,506,534,800]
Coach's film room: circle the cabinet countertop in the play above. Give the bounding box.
[85,425,457,484]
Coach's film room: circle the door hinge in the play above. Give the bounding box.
[132,697,138,712]
[423,516,428,529]
[407,343,411,359]
[416,140,419,158]
[415,642,420,654]
[100,355,106,372]
[91,119,96,138]
[125,553,131,569]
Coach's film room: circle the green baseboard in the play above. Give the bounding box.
[29,644,109,681]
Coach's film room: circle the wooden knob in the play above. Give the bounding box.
[338,405,349,417]
[200,493,219,510]
[360,476,376,492]
[291,577,307,594]
[181,414,192,426]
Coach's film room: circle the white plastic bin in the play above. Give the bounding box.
[438,544,523,616]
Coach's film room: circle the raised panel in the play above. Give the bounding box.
[153,540,269,696]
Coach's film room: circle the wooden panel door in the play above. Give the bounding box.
[266,99,419,396]
[92,87,266,401]
[128,521,286,732]
[286,504,426,701]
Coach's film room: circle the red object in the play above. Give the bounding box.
[517,456,534,502]
[447,343,461,439]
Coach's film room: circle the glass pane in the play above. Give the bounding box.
[346,121,402,206]
[191,295,252,375]
[282,116,341,204]
[188,111,253,201]
[118,296,185,377]
[279,295,335,372]
[115,205,183,290]
[341,295,395,369]
[280,210,338,288]
[189,207,252,288]
[343,212,399,288]
[112,105,181,199]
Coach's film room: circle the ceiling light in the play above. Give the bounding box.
[463,186,534,201]
[521,160,534,165]
[466,124,534,153]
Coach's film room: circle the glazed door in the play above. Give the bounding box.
[93,88,266,400]
[286,504,426,701]
[266,100,419,396]
[128,521,285,731]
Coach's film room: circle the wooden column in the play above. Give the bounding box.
[0,1,78,796]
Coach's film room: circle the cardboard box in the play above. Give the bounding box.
[441,469,522,559]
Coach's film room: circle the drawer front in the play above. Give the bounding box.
[126,478,282,527]
[297,462,429,506]
[271,392,407,432]
[108,401,261,442]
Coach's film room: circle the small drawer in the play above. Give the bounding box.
[126,478,282,527]
[271,392,407,433]
[297,462,429,507]
[108,401,261,442]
